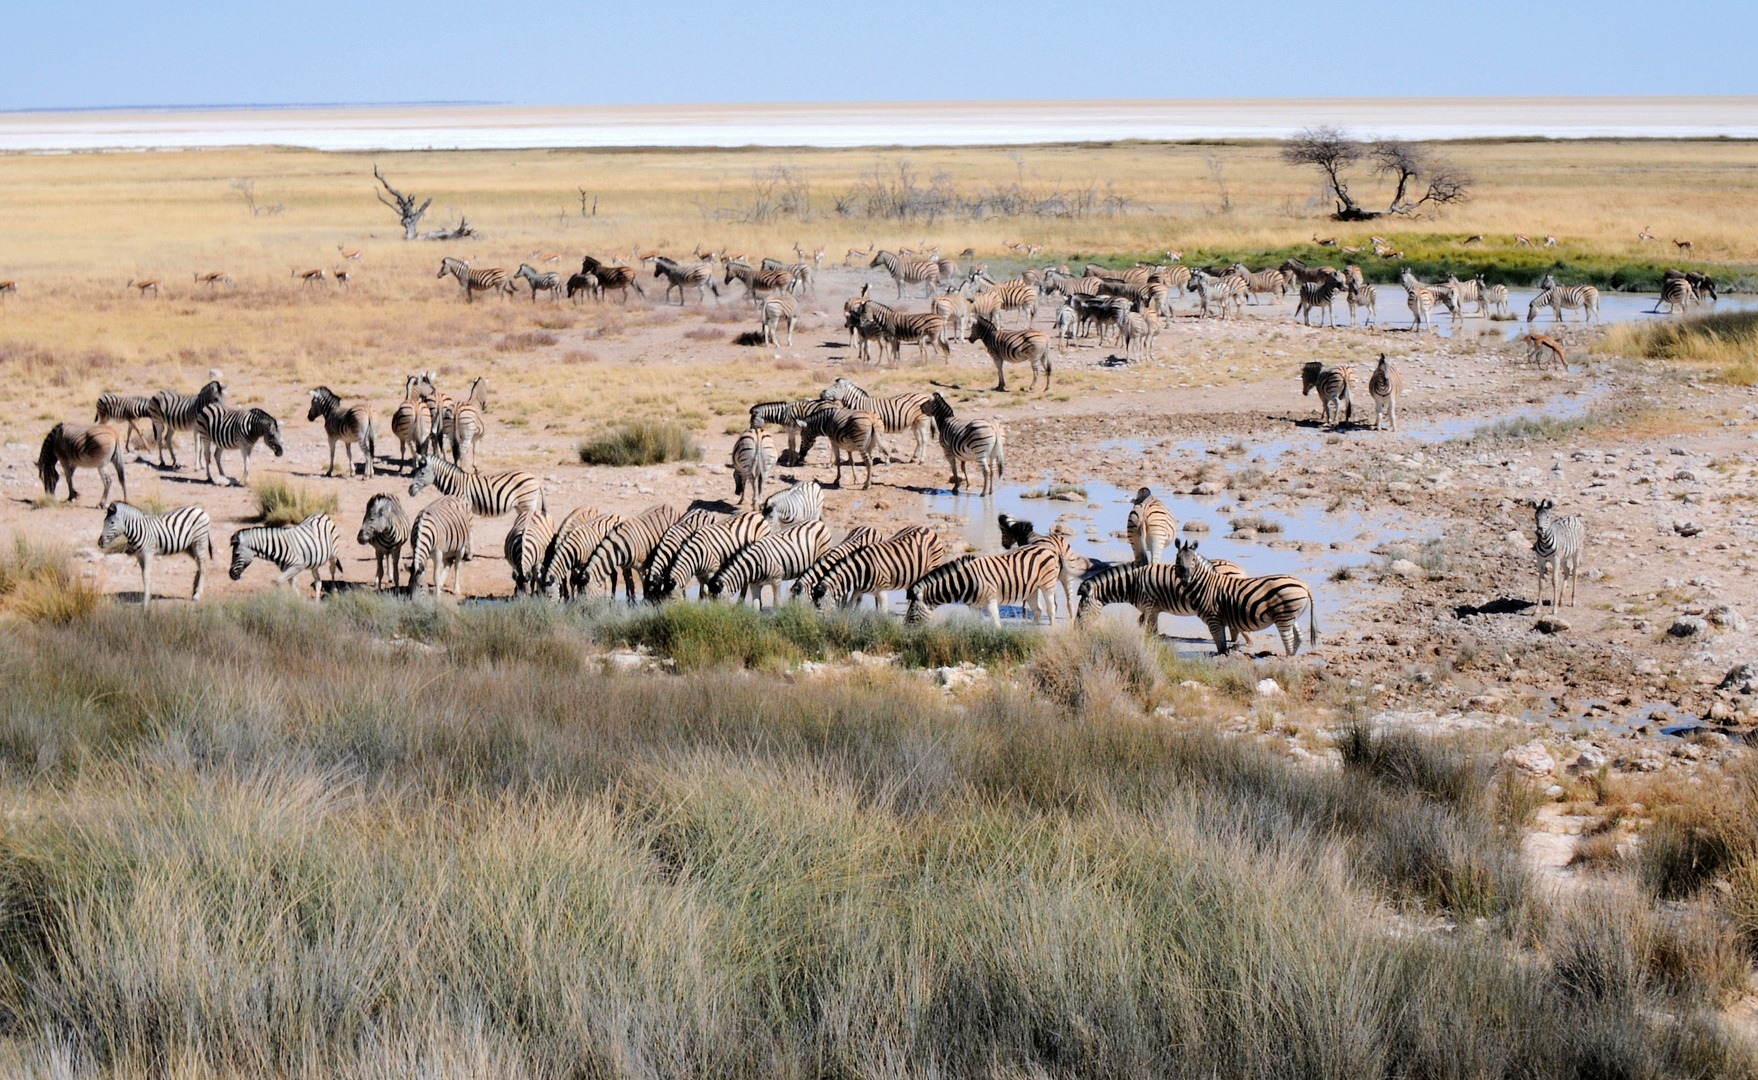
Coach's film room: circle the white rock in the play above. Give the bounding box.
[1389,558,1423,578]
[1503,741,1557,778]
[1255,678,1284,697]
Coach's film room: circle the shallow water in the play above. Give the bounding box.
[1248,289,1756,340]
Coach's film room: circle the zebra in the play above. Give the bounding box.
[731,426,776,506]
[1279,257,1336,286]
[970,277,1040,326]
[762,480,824,527]
[869,250,947,299]
[514,263,563,303]
[723,260,792,299]
[1229,264,1288,304]
[408,495,474,598]
[811,527,944,612]
[1052,303,1077,352]
[1346,279,1377,327]
[1127,487,1176,564]
[648,512,769,601]
[647,256,715,305]
[584,504,679,602]
[1527,284,1600,324]
[759,294,798,346]
[756,259,813,297]
[442,377,489,469]
[705,520,831,608]
[996,515,1089,623]
[98,502,211,605]
[229,513,344,599]
[1664,269,1716,303]
[94,393,153,451]
[1401,270,1436,332]
[968,317,1051,392]
[195,404,283,486]
[408,455,544,516]
[437,256,508,303]
[39,423,128,506]
[1190,270,1247,319]
[503,510,556,596]
[923,393,1004,495]
[1173,539,1318,657]
[148,379,227,469]
[1070,294,1129,345]
[541,511,622,601]
[1444,274,1484,314]
[641,509,726,599]
[791,526,884,603]
[306,386,376,478]
[1369,354,1402,431]
[906,544,1060,627]
[843,290,890,361]
[1074,560,1254,646]
[357,493,410,591]
[391,375,438,472]
[932,292,973,340]
[1655,277,1696,314]
[1301,362,1354,427]
[1041,270,1107,300]
[579,255,645,303]
[818,378,935,464]
[1295,271,1347,327]
[859,303,949,363]
[1532,498,1585,610]
[1430,283,1465,322]
[796,408,882,490]
[749,398,836,464]
[1118,310,1158,361]
[566,271,601,301]
[1475,275,1510,317]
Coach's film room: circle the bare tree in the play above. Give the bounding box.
[1414,161,1473,211]
[1371,140,1473,214]
[373,166,434,239]
[229,177,283,217]
[1281,126,1367,218]
[1203,155,1231,214]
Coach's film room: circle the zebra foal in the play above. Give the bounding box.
[357,493,410,590]
[94,393,153,451]
[1532,498,1584,610]
[39,423,128,506]
[229,513,344,598]
[99,502,211,605]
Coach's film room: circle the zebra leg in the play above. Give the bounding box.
[60,462,78,503]
[1208,619,1230,656]
[326,439,339,477]
[139,553,153,606]
[189,549,204,601]
[985,598,1002,628]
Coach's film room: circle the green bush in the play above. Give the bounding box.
[578,420,703,466]
[251,476,339,526]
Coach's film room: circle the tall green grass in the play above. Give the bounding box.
[251,476,340,526]
[578,419,703,466]
[1602,308,1758,385]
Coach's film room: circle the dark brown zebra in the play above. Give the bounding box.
[39,423,128,506]
[307,386,377,478]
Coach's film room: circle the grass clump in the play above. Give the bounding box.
[0,534,100,622]
[1230,514,1282,534]
[578,419,703,466]
[1603,308,1758,385]
[252,476,339,526]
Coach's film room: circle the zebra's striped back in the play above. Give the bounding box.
[797,408,883,489]
[731,427,776,505]
[1075,560,1249,628]
[95,393,151,423]
[812,528,942,610]
[196,403,281,453]
[101,502,211,561]
[148,380,226,467]
[408,455,543,517]
[1369,354,1402,431]
[1301,362,1354,426]
[643,508,725,597]
[972,279,1039,324]
[580,504,677,601]
[1295,274,1346,326]
[1527,284,1600,323]
[791,526,884,600]
[438,257,508,302]
[1173,540,1317,656]
[869,250,943,297]
[503,510,556,596]
[762,480,823,526]
[1127,489,1177,564]
[705,520,830,602]
[905,544,1060,626]
[653,512,770,600]
[229,512,342,592]
[1658,278,1695,314]
[543,512,623,600]
[410,496,474,596]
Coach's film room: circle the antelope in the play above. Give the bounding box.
[1368,236,1387,247]
[844,243,873,266]
[1638,226,1656,242]
[194,271,233,288]
[1314,235,1339,247]
[1674,239,1694,253]
[333,268,352,287]
[127,279,160,297]
[1514,235,1532,246]
[338,246,364,261]
[1463,235,1484,245]
[294,268,326,285]
[1544,235,1558,248]
[531,251,561,263]
[1523,333,1566,371]
[0,281,16,297]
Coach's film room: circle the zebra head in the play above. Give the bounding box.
[306,387,340,422]
[1300,361,1325,396]
[408,455,435,497]
[227,530,258,580]
[197,380,227,409]
[98,501,142,552]
[1172,538,1203,583]
[358,493,401,547]
[1132,487,1154,505]
[436,258,460,279]
[923,392,955,421]
[819,377,856,403]
[1539,273,1558,290]
[996,514,1034,549]
[251,409,285,457]
[1533,498,1555,531]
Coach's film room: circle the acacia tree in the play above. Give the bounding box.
[1372,140,1474,214]
[373,165,476,240]
[1281,126,1366,218]
[1282,127,1472,220]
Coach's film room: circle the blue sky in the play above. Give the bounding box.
[8,2,1755,111]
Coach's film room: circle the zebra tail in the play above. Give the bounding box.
[1343,389,1353,423]
[364,417,377,461]
[1309,597,1320,646]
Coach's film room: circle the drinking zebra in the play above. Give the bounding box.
[148,379,227,469]
[1532,498,1585,610]
[1444,274,1484,314]
[583,504,678,602]
[646,256,715,305]
[923,393,1004,495]
[99,502,211,605]
[541,511,621,600]
[1229,264,1289,304]
[437,256,508,303]
[791,526,884,603]
[641,509,726,599]
[408,495,474,598]
[229,513,344,598]
[1401,270,1436,332]
[1075,560,1251,646]
[796,409,882,490]
[1655,277,1696,315]
[514,263,563,303]
[762,480,823,527]
[1369,354,1402,431]
[704,520,831,608]
[968,317,1051,392]
[306,386,376,478]
[1173,539,1318,657]
[869,250,948,299]
[195,404,283,486]
[93,392,153,451]
[731,426,777,506]
[906,544,1060,627]
[39,423,128,506]
[1527,284,1600,324]
[996,515,1089,623]
[1127,487,1177,564]
[1301,362,1354,427]
[811,527,944,612]
[503,510,557,596]
[818,378,936,464]
[357,493,410,590]
[408,455,544,516]
[648,512,770,601]
[759,294,798,346]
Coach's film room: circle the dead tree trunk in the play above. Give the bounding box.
[374,165,434,240]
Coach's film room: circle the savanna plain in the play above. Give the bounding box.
[5,136,1758,1078]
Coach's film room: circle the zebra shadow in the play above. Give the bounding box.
[1453,597,1535,618]
[1289,417,1369,433]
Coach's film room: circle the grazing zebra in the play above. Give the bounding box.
[1368,354,1402,431]
[579,504,677,601]
[859,303,949,363]
[229,513,343,598]
[408,495,474,598]
[1229,264,1288,304]
[437,257,507,303]
[566,271,601,301]
[705,520,831,608]
[759,294,798,346]
[1401,270,1437,332]
[731,426,777,506]
[968,317,1051,392]
[1475,274,1510,317]
[391,375,438,471]
[541,510,621,600]
[996,515,1089,622]
[1118,310,1158,360]
[923,393,1004,495]
[195,404,283,486]
[1075,561,1252,645]
[1532,499,1585,611]
[408,455,544,516]
[724,260,793,298]
[749,398,836,464]
[94,393,153,451]
[791,526,883,602]
[503,510,557,596]
[649,512,770,601]
[99,502,211,605]
[514,263,563,303]
[1173,540,1318,657]
[39,423,128,506]
[818,378,935,464]
[1656,277,1696,314]
[1295,271,1347,327]
[1528,283,1600,324]
[642,509,725,599]
[932,291,973,340]
[869,250,946,299]
[1430,283,1465,322]
[1190,270,1247,319]
[970,277,1039,326]
[306,386,377,479]
[811,527,943,612]
[357,493,410,590]
[762,479,824,527]
[148,379,227,469]
[906,544,1060,627]
[1127,487,1177,564]
[796,408,882,490]
[1302,362,1354,426]
[647,256,715,305]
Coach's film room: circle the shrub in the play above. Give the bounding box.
[495,329,558,351]
[0,535,100,622]
[1602,308,1758,385]
[578,420,702,466]
[1028,622,1160,714]
[252,477,339,526]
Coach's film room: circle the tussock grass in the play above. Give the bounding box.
[0,534,100,622]
[577,419,702,466]
[1602,308,1758,385]
[0,602,1747,1075]
[251,476,339,526]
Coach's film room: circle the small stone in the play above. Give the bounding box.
[1708,702,1734,721]
[1182,520,1211,532]
[1194,481,1222,495]
[1707,605,1747,632]
[1718,663,1757,691]
[1255,678,1284,697]
[1535,616,1570,634]
[1505,530,1528,546]
[1389,558,1423,578]
[1570,748,1608,773]
[1504,741,1557,778]
[1544,784,1565,799]
[1669,616,1709,638]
